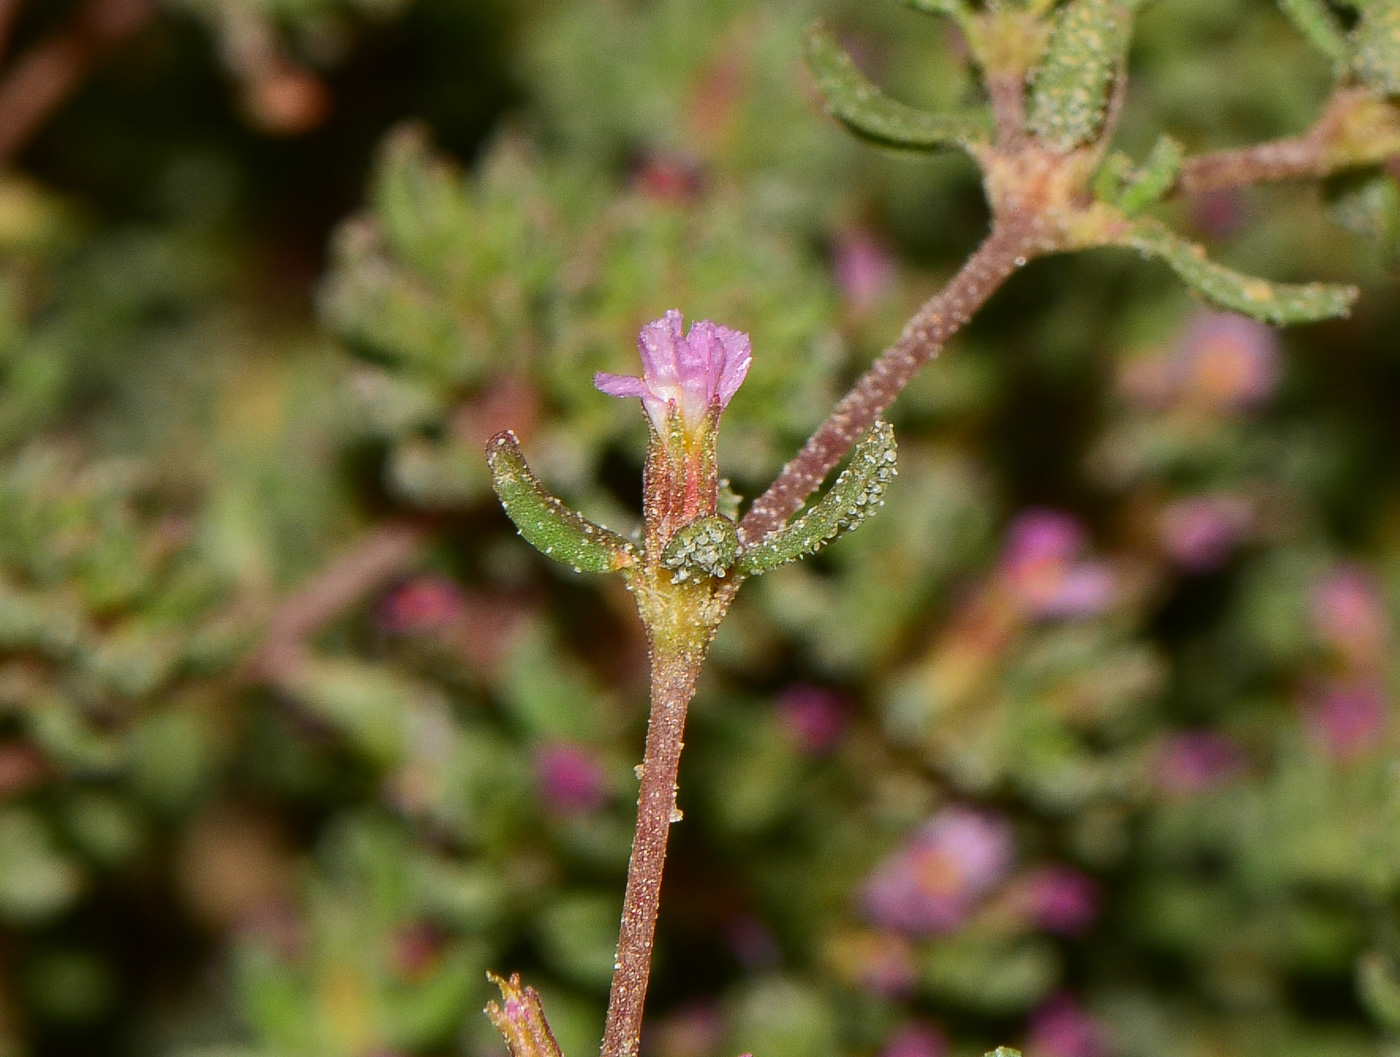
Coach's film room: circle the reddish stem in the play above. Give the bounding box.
[1176,86,1395,196]
[0,0,157,165]
[737,213,1041,546]
[601,642,704,1057]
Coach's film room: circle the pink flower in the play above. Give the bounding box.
[1023,866,1100,936]
[1000,509,1115,619]
[1303,679,1389,760]
[861,807,1014,936]
[1174,311,1280,412]
[595,310,752,435]
[1027,995,1110,1057]
[833,228,897,313]
[1158,494,1250,573]
[776,684,849,756]
[377,576,465,634]
[534,742,608,814]
[1311,565,1390,663]
[1155,730,1245,796]
[881,1022,948,1057]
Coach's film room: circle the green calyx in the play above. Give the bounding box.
[487,431,637,575]
[736,420,898,576]
[661,516,740,583]
[1028,0,1134,153]
[1121,219,1359,324]
[804,22,992,155]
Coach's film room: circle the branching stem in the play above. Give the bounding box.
[737,212,1041,545]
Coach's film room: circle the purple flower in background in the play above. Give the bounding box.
[1155,730,1245,796]
[862,807,1014,935]
[881,1022,948,1057]
[1158,494,1250,573]
[1311,565,1390,663]
[1024,866,1100,936]
[833,228,897,313]
[1000,509,1115,619]
[595,310,752,435]
[534,742,609,815]
[377,575,465,635]
[1027,995,1110,1057]
[1303,679,1389,760]
[776,684,849,756]
[1174,311,1280,412]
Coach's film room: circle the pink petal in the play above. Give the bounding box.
[712,325,752,407]
[637,310,685,384]
[594,372,648,398]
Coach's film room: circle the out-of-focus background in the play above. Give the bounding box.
[0,1,1397,1056]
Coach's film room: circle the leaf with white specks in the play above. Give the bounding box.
[1122,219,1358,324]
[737,420,898,576]
[805,22,992,155]
[487,431,636,575]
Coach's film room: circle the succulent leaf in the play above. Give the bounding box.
[487,431,636,575]
[1123,220,1359,324]
[1353,0,1400,94]
[1277,0,1351,65]
[1114,135,1183,214]
[1028,0,1134,153]
[805,23,992,153]
[661,516,740,583]
[737,420,897,576]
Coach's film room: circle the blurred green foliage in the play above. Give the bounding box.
[0,1,1398,1057]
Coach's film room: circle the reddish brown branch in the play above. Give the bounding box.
[252,520,428,681]
[601,644,703,1057]
[1177,86,1400,196]
[0,0,157,165]
[0,0,23,67]
[737,213,1041,545]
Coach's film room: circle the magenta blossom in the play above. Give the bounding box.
[1023,866,1100,936]
[881,1022,948,1057]
[776,684,849,756]
[1155,729,1245,796]
[1158,494,1250,574]
[1303,679,1389,760]
[595,310,752,435]
[1027,995,1110,1057]
[1311,565,1390,663]
[861,807,1015,935]
[534,742,609,815]
[1000,509,1115,619]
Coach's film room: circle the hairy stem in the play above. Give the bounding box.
[738,213,1040,545]
[1177,86,1400,195]
[0,0,157,165]
[601,642,706,1057]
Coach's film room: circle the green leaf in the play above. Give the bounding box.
[660,515,740,582]
[1028,0,1134,152]
[1352,0,1400,94]
[902,0,973,23]
[1123,219,1358,324]
[1277,0,1351,65]
[805,23,991,153]
[737,420,897,576]
[1114,135,1184,214]
[487,432,635,575]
